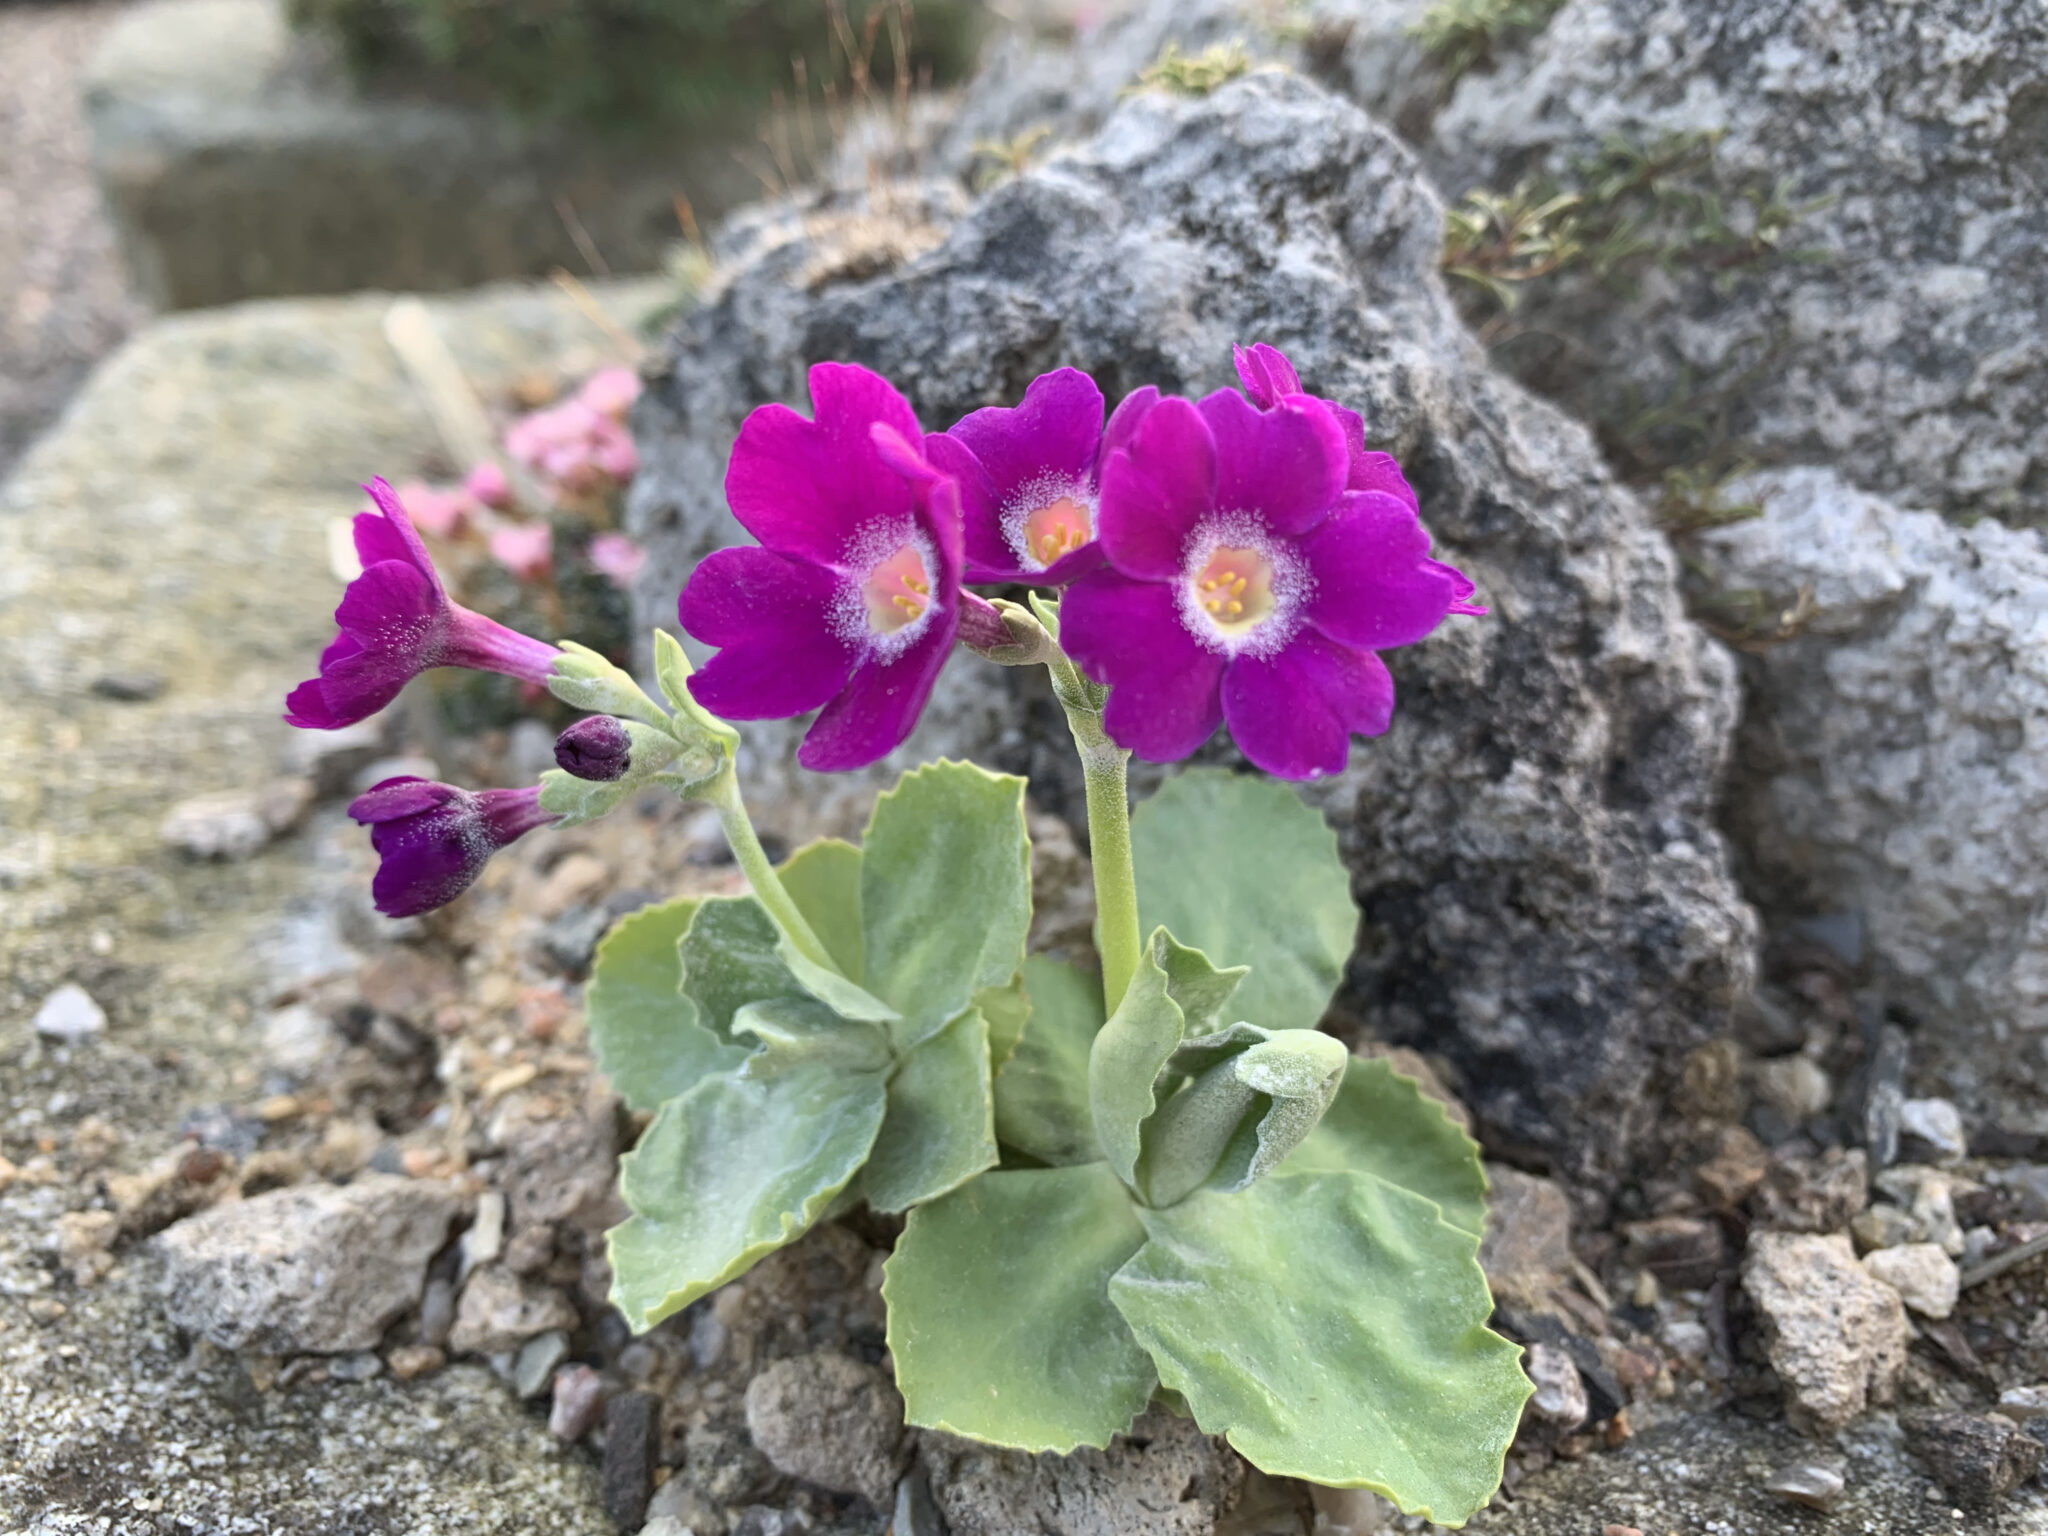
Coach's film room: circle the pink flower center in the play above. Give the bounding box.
[1192,545,1278,635]
[1023,496,1093,567]
[862,543,935,635]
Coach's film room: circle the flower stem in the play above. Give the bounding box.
[1048,652,1142,1015]
[700,762,839,974]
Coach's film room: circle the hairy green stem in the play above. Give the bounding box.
[1049,653,1141,1015]
[701,763,838,974]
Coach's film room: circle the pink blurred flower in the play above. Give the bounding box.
[490,522,554,581]
[395,480,472,539]
[591,418,639,482]
[504,395,636,495]
[579,366,641,420]
[464,461,513,510]
[588,532,646,589]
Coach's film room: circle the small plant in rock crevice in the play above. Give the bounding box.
[288,344,1530,1524]
[1411,0,1567,87]
[1134,40,1256,97]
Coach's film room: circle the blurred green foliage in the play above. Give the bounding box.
[291,0,985,137]
[1411,0,1565,86]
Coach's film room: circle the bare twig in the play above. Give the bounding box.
[1961,1232,2048,1290]
[552,193,610,278]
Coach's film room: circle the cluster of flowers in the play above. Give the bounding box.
[684,343,1479,776]
[285,344,1477,918]
[390,365,648,588]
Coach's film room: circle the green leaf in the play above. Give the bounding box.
[995,955,1104,1167]
[776,935,901,1025]
[653,628,741,754]
[778,837,866,982]
[1282,1056,1488,1239]
[886,1164,1156,1453]
[861,761,1032,1050]
[608,1062,888,1331]
[1109,1171,1529,1524]
[1153,931,1250,1034]
[1088,932,1187,1191]
[1133,769,1357,1032]
[677,896,799,1041]
[1137,1027,1348,1207]
[548,638,669,727]
[862,1010,998,1213]
[536,766,632,828]
[586,899,747,1112]
[732,997,891,1080]
[974,972,1030,1071]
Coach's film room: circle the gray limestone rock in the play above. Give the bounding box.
[744,1352,909,1508]
[1421,0,2048,528]
[1742,1231,1907,1436]
[155,1173,461,1353]
[626,70,1756,1187]
[920,1408,1244,1536]
[448,1265,579,1357]
[1697,468,2048,1079]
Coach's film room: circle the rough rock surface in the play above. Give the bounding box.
[1423,0,2048,527]
[921,1409,1244,1536]
[1699,467,2048,1084]
[744,1352,909,1507]
[1862,1242,1960,1322]
[448,1264,580,1357]
[157,1173,460,1352]
[1904,1412,2047,1512]
[628,71,1757,1186]
[0,280,655,1530]
[1477,1164,1575,1311]
[1742,1231,1907,1435]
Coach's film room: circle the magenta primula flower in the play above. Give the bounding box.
[679,363,966,772]
[284,479,560,730]
[348,777,558,917]
[1060,386,1479,780]
[924,367,1159,584]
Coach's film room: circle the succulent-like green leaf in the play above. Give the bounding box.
[608,1061,888,1330]
[733,996,892,1080]
[1282,1056,1488,1239]
[974,972,1030,1072]
[586,898,747,1111]
[1088,932,1187,1192]
[863,1009,1000,1213]
[886,1164,1156,1453]
[995,955,1104,1167]
[861,761,1032,1050]
[1153,931,1249,1034]
[1132,769,1357,1032]
[778,837,866,982]
[1109,1171,1529,1524]
[677,896,798,1041]
[1137,1027,1348,1207]
[775,935,901,1024]
[536,766,633,828]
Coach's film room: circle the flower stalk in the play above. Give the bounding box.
[696,760,839,975]
[1047,647,1142,1015]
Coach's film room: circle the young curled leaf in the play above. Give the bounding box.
[1137,1026,1348,1207]
[732,997,892,1080]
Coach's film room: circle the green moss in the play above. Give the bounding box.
[1134,40,1254,97]
[291,0,986,138]
[1411,0,1566,86]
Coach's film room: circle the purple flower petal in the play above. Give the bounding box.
[354,479,440,587]
[1196,389,1347,539]
[1096,396,1216,580]
[1221,632,1394,780]
[724,362,923,566]
[945,367,1104,497]
[682,547,861,719]
[1062,571,1226,762]
[349,780,556,918]
[799,611,956,771]
[1350,449,1418,508]
[1232,343,1303,410]
[1298,490,1461,651]
[923,432,1016,583]
[1101,385,1161,461]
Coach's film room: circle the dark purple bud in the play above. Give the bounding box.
[347,777,557,917]
[555,716,631,781]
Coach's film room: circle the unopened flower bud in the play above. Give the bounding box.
[555,716,631,781]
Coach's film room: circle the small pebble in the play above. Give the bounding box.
[1863,1242,1960,1319]
[327,1352,383,1382]
[90,670,165,702]
[34,984,105,1044]
[417,1277,455,1348]
[1765,1461,1846,1511]
[1900,1097,1968,1163]
[514,1329,570,1398]
[549,1363,606,1442]
[386,1344,445,1381]
[601,1390,661,1529]
[160,791,273,859]
[1996,1385,2048,1421]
